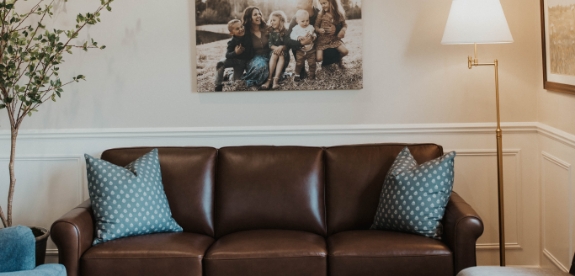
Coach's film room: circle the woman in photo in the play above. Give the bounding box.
[241,7,272,89]
[315,0,349,66]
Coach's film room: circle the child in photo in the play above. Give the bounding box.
[290,9,317,81]
[315,0,349,68]
[214,19,252,92]
[262,10,289,90]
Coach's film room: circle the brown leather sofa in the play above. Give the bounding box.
[51,143,484,276]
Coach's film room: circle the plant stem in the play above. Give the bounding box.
[6,126,18,227]
[0,205,7,228]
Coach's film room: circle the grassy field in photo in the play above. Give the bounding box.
[549,5,575,76]
[196,19,363,92]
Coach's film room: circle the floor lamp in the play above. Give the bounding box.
[441,0,513,266]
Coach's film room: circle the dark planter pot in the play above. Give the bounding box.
[30,226,49,266]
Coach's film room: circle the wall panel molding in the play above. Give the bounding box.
[453,150,523,251]
[0,155,85,203]
[0,155,85,256]
[477,243,522,250]
[541,151,573,271]
[536,124,575,270]
[542,152,572,170]
[0,155,85,201]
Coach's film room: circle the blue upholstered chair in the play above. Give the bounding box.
[457,255,575,276]
[0,226,66,276]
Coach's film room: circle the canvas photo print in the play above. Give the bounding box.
[542,0,575,93]
[195,0,363,92]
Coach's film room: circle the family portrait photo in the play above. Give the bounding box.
[195,0,363,92]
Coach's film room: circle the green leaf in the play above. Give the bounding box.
[0,0,112,122]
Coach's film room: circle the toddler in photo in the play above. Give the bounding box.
[213,19,251,92]
[262,10,290,90]
[290,9,317,81]
[315,0,349,68]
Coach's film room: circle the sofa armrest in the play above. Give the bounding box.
[50,200,94,276]
[441,192,484,275]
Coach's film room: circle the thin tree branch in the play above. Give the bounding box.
[70,45,100,49]
[12,0,46,31]
[34,80,75,107]
[0,204,7,228]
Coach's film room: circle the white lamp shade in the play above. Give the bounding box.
[442,0,513,44]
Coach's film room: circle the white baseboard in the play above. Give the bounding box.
[544,249,569,272]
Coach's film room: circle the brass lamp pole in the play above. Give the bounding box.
[468,43,505,266]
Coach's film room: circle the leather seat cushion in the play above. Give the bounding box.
[328,230,453,276]
[81,232,214,276]
[204,230,327,276]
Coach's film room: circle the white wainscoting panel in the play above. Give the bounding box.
[0,156,85,255]
[538,123,575,271]
[452,150,522,251]
[541,151,572,272]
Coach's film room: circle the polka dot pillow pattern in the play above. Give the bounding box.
[370,147,456,239]
[85,149,183,245]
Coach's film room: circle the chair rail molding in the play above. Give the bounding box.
[538,123,575,148]
[0,122,540,140]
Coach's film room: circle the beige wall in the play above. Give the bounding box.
[0,0,541,130]
[538,91,575,135]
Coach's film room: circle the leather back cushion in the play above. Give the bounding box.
[215,146,326,238]
[100,147,217,237]
[325,143,443,235]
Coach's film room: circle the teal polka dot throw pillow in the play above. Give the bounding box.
[85,149,183,245]
[371,147,456,239]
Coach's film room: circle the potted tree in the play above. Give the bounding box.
[0,0,113,264]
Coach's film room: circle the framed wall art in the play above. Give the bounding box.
[541,0,575,94]
[195,0,363,92]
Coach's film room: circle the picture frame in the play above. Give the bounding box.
[540,0,575,94]
[194,0,363,92]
